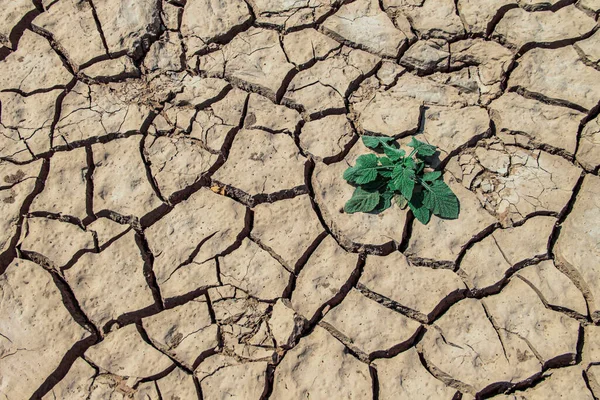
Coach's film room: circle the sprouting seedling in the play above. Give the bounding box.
[342,136,460,225]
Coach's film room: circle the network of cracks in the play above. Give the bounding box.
[1,0,600,399]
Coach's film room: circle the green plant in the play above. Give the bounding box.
[343,136,459,224]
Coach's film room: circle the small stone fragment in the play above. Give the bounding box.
[0,259,91,398]
[85,324,173,379]
[271,325,371,399]
[291,235,358,320]
[322,288,422,355]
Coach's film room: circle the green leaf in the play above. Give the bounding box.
[372,190,394,214]
[379,157,393,167]
[423,171,442,182]
[408,137,437,157]
[383,143,406,161]
[395,194,408,209]
[343,154,379,184]
[344,187,381,214]
[355,153,378,168]
[391,164,416,200]
[422,180,459,219]
[362,135,395,149]
[404,157,416,169]
[408,191,431,225]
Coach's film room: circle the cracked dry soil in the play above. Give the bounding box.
[1,0,600,399]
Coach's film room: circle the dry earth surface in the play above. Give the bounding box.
[0,0,600,399]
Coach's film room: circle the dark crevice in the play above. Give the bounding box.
[86,0,111,55]
[83,145,97,225]
[485,4,520,37]
[7,9,42,50]
[358,282,467,325]
[29,335,99,399]
[0,158,49,274]
[370,364,380,400]
[574,100,600,171]
[259,363,276,400]
[140,133,167,203]
[510,86,589,113]
[369,325,424,361]
[209,180,309,208]
[513,24,599,57]
[134,230,165,311]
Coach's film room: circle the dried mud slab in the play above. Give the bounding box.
[0,259,92,398]
[1,0,598,398]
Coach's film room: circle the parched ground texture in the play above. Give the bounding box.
[1,0,600,399]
